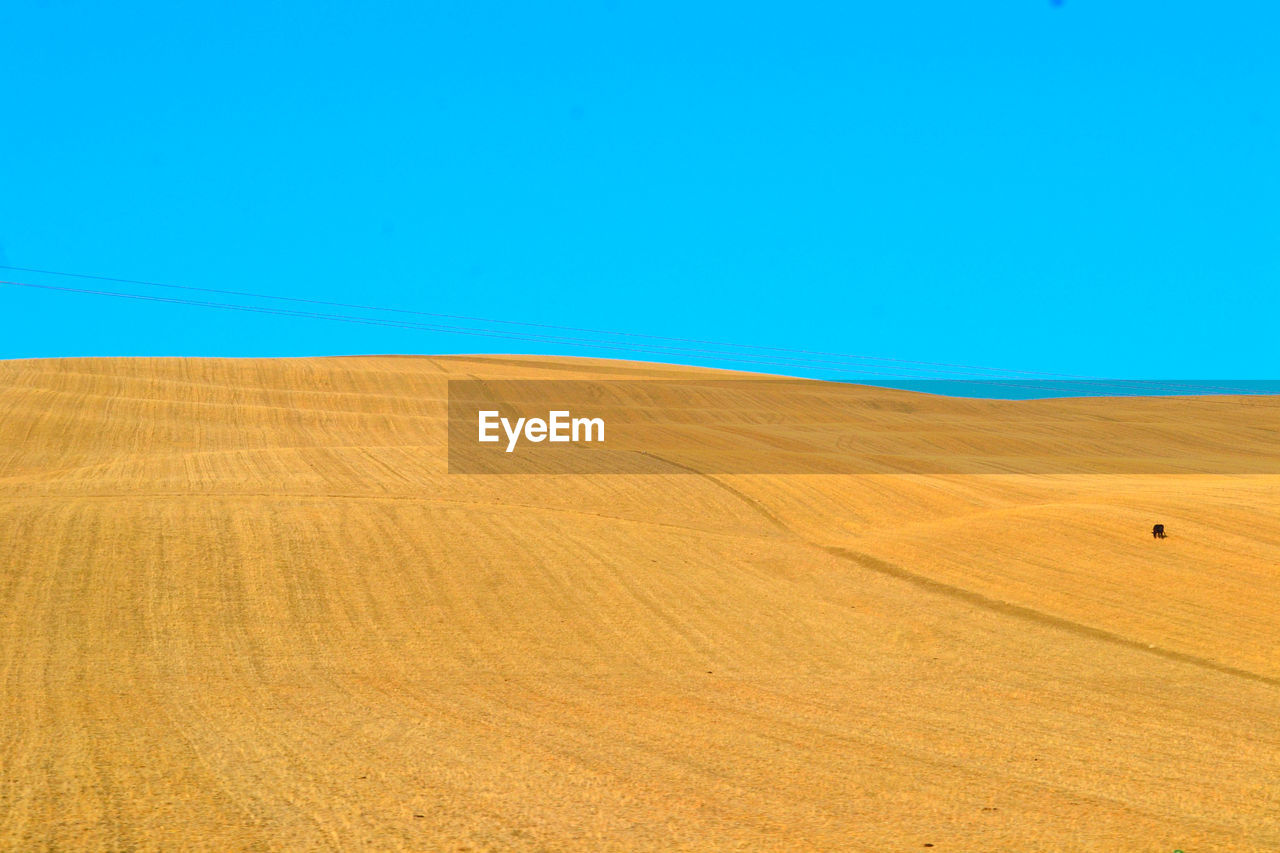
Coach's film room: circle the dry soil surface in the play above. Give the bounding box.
[2,355,1278,851]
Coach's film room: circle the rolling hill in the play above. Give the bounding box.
[2,355,1278,851]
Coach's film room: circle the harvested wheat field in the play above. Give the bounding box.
[2,354,1279,852]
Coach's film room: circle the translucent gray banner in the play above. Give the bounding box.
[447,379,1280,474]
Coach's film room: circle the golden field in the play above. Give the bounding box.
[1,355,1278,852]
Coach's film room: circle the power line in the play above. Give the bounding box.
[3,278,1022,381]
[0,263,1086,379]
[1,268,1264,397]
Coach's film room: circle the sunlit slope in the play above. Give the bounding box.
[1,355,1278,852]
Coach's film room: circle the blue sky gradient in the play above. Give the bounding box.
[1,2,1275,378]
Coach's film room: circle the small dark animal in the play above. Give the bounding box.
[1152,524,1166,539]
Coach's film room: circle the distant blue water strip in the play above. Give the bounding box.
[850,380,1280,400]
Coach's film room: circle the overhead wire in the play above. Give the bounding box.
[2,278,1021,381]
[1,267,1268,398]
[0,263,1092,380]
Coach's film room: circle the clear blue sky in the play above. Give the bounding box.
[1,1,1275,378]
